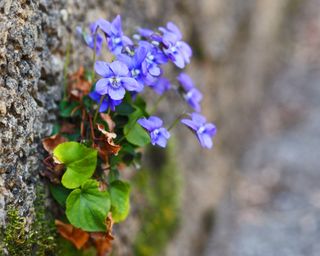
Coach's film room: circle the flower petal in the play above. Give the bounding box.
[172,53,185,69]
[108,86,126,100]
[138,116,162,131]
[121,77,143,92]
[97,19,112,35]
[166,22,182,40]
[149,65,161,76]
[197,133,213,149]
[109,61,129,76]
[205,123,217,136]
[117,54,134,69]
[134,46,148,65]
[179,41,192,61]
[99,101,109,112]
[191,113,206,125]
[155,135,168,148]
[95,61,112,77]
[111,15,122,34]
[177,73,194,91]
[148,116,163,127]
[95,78,110,95]
[89,90,101,101]
[181,118,198,131]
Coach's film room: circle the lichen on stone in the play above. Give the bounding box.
[0,185,57,256]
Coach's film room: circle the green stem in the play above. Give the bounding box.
[168,112,187,131]
[91,33,97,83]
[93,95,105,126]
[63,40,71,100]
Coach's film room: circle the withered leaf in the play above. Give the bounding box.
[90,214,114,256]
[60,122,76,134]
[68,66,91,101]
[100,113,116,132]
[96,124,121,160]
[55,220,90,250]
[42,134,68,154]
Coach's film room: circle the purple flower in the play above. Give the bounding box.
[89,91,121,112]
[95,60,143,100]
[97,15,133,55]
[138,116,170,148]
[139,41,168,82]
[149,77,171,95]
[76,22,103,55]
[137,27,154,38]
[117,46,148,88]
[159,22,192,68]
[181,113,217,149]
[177,73,202,112]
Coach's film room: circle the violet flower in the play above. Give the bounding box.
[89,91,121,112]
[97,15,133,54]
[181,113,217,149]
[139,41,168,82]
[94,60,143,100]
[117,45,148,88]
[177,73,203,112]
[159,22,192,68]
[149,77,171,95]
[137,27,154,38]
[76,22,103,55]
[138,116,170,148]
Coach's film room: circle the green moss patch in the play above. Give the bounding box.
[133,142,181,256]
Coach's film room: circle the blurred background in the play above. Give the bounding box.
[1,0,320,255]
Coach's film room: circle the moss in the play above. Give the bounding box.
[0,185,57,256]
[132,141,182,256]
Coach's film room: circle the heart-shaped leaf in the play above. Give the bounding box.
[49,184,72,207]
[109,180,131,223]
[66,179,111,232]
[124,109,150,147]
[53,142,98,189]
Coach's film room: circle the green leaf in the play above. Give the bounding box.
[49,184,71,207]
[109,180,131,223]
[108,168,120,183]
[59,100,80,117]
[124,109,150,147]
[51,124,61,135]
[133,96,147,115]
[66,179,111,232]
[53,142,98,189]
[115,102,135,116]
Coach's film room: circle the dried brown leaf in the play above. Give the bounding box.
[100,113,116,132]
[68,66,91,101]
[42,134,67,153]
[95,124,121,162]
[90,214,114,256]
[60,122,76,134]
[55,220,90,250]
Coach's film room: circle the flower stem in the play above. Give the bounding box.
[91,33,97,83]
[93,95,105,126]
[168,112,187,131]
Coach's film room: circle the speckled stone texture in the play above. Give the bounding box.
[0,0,64,226]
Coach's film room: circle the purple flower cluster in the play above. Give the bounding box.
[79,15,216,149]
